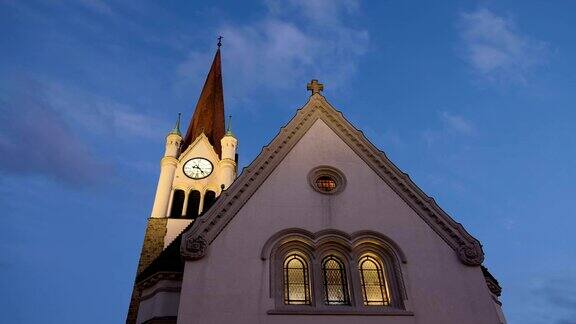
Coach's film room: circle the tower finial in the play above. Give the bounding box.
[226,115,234,136]
[170,112,182,135]
[217,36,223,48]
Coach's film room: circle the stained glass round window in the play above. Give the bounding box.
[315,176,337,192]
[308,166,346,195]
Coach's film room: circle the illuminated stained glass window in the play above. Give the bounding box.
[322,256,350,305]
[315,176,337,192]
[283,255,311,305]
[359,256,390,306]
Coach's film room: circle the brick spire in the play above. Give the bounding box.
[182,46,225,156]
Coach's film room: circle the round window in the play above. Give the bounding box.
[315,175,337,192]
[308,166,346,195]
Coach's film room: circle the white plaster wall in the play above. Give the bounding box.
[165,219,193,248]
[177,119,500,324]
[137,280,181,324]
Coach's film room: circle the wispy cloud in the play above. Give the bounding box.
[76,0,114,16]
[440,111,475,135]
[0,78,109,185]
[458,8,549,83]
[533,274,576,324]
[0,75,165,186]
[44,82,166,139]
[178,0,369,103]
[422,111,475,147]
[421,129,441,148]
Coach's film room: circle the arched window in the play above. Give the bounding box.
[283,254,311,305]
[186,190,200,219]
[358,255,390,306]
[322,256,349,305]
[169,189,185,218]
[202,190,217,213]
[263,229,408,313]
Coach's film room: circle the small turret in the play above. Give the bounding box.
[150,114,183,218]
[165,113,182,158]
[169,112,182,136]
[219,115,237,190]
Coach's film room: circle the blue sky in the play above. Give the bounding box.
[1,1,575,323]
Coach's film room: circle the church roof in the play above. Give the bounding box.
[181,87,486,267]
[182,47,226,156]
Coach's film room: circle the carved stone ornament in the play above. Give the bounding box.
[182,235,207,260]
[457,244,484,266]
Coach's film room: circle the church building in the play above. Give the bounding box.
[126,43,506,324]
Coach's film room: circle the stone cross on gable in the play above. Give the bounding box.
[307,79,324,95]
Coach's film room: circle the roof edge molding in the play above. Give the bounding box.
[181,93,485,266]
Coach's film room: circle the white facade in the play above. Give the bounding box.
[177,119,504,324]
[133,90,505,324]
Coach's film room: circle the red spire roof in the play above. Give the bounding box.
[182,48,225,156]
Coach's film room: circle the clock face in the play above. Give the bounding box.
[183,158,213,179]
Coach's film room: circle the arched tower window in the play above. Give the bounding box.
[358,255,390,306]
[202,190,217,213]
[169,189,185,218]
[322,256,349,305]
[186,190,201,219]
[283,254,311,305]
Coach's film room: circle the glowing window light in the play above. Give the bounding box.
[322,256,350,305]
[315,176,337,192]
[283,254,311,305]
[359,256,390,306]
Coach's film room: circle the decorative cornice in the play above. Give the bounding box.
[181,94,485,266]
[482,266,502,297]
[160,156,178,167]
[138,271,183,290]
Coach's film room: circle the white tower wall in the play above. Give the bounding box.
[150,133,182,218]
[219,134,237,190]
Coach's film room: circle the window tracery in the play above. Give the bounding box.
[322,256,349,305]
[358,255,390,306]
[264,229,410,315]
[283,254,311,305]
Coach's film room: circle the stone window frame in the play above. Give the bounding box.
[273,241,317,311]
[262,229,413,316]
[307,166,347,195]
[283,253,312,305]
[320,254,350,306]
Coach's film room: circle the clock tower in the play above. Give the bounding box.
[127,42,237,323]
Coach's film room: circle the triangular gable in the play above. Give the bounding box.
[181,93,485,266]
[178,132,220,163]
